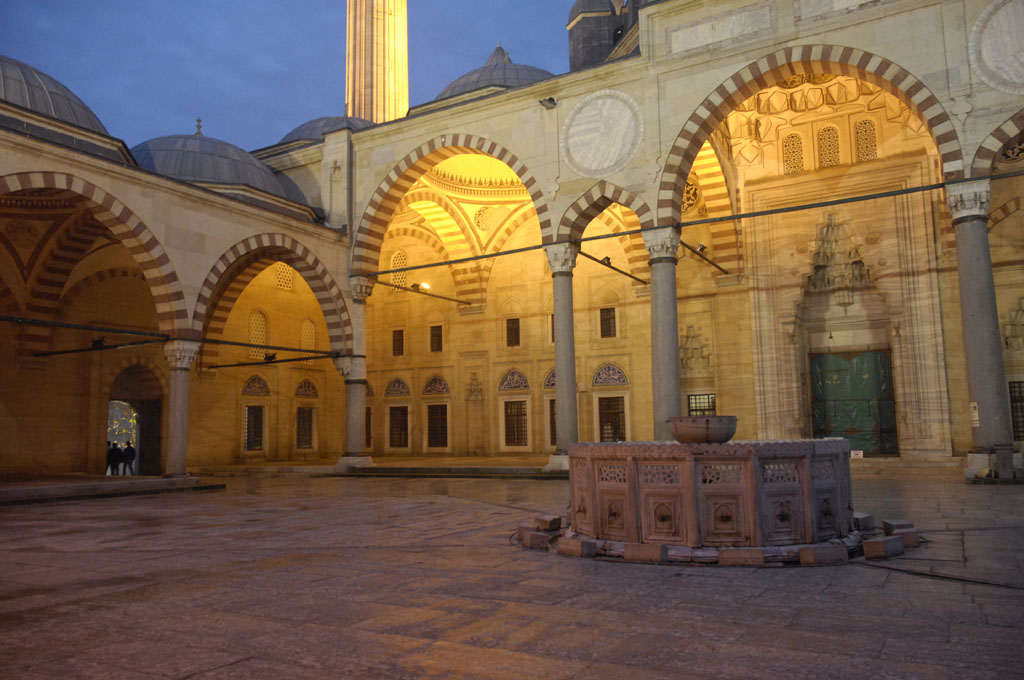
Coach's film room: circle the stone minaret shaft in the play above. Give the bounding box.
[346,0,408,124]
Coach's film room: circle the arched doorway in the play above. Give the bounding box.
[109,364,163,475]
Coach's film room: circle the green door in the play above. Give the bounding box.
[810,351,897,456]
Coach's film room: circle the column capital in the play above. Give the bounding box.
[333,356,351,377]
[163,339,201,370]
[349,275,375,301]
[946,179,991,223]
[642,226,681,260]
[545,241,579,274]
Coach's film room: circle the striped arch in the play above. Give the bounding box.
[658,45,963,225]
[0,275,18,315]
[989,197,1021,232]
[557,180,655,243]
[589,205,650,283]
[690,142,742,275]
[384,220,485,303]
[971,109,1024,177]
[0,172,188,336]
[103,355,169,399]
[192,234,353,365]
[352,134,551,274]
[60,268,147,308]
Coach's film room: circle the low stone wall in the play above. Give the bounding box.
[568,438,852,547]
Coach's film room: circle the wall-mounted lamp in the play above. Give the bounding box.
[539,97,557,110]
[696,243,707,253]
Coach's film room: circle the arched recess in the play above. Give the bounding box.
[0,172,188,335]
[60,268,147,308]
[971,109,1024,177]
[586,205,650,283]
[352,133,551,274]
[557,180,655,242]
[657,45,963,225]
[191,234,353,364]
[102,356,168,476]
[479,204,540,299]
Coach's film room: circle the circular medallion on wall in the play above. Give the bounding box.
[560,90,643,178]
[968,0,1024,95]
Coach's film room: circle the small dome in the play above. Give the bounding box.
[0,55,108,134]
[569,0,615,23]
[436,46,554,101]
[132,133,288,199]
[279,116,373,144]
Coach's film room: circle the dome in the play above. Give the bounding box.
[436,46,554,101]
[279,116,373,144]
[0,55,108,135]
[131,133,288,199]
[569,0,615,23]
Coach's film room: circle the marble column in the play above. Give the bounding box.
[947,180,1015,480]
[162,339,200,477]
[338,276,374,469]
[545,242,580,460]
[643,227,682,441]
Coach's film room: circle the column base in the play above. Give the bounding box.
[964,445,1017,481]
[335,456,373,473]
[543,454,569,472]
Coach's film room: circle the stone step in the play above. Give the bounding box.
[341,466,568,480]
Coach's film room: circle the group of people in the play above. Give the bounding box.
[106,441,137,476]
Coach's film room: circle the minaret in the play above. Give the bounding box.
[346,0,409,124]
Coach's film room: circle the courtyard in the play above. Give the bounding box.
[1,471,1023,679]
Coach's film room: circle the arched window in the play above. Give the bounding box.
[593,364,629,387]
[385,378,410,397]
[295,379,319,399]
[818,126,840,168]
[300,318,315,365]
[390,250,407,288]
[855,120,878,162]
[274,262,293,290]
[242,375,270,396]
[498,369,530,391]
[423,375,450,395]
[249,311,267,359]
[783,134,804,174]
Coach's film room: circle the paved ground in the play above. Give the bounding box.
[1,472,1022,679]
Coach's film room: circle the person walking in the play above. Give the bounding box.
[105,441,118,475]
[122,441,136,476]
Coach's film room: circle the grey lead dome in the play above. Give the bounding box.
[436,46,553,101]
[0,55,108,135]
[279,116,374,144]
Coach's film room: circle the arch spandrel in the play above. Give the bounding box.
[192,234,353,361]
[657,45,964,225]
[352,134,552,276]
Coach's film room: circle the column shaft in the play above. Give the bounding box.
[553,271,579,452]
[649,257,682,440]
[163,340,200,477]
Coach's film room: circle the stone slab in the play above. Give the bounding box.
[883,519,914,535]
[894,528,919,548]
[718,548,765,566]
[535,514,561,532]
[523,531,555,551]
[853,512,875,531]
[864,535,905,560]
[623,542,667,564]
[556,537,597,558]
[799,544,849,565]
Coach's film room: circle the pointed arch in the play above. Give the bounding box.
[657,45,963,225]
[191,234,353,365]
[971,109,1024,177]
[989,197,1021,232]
[352,134,551,274]
[0,172,188,334]
[60,267,147,309]
[557,180,655,243]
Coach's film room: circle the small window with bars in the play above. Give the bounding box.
[365,406,372,448]
[249,311,268,359]
[392,329,404,357]
[818,126,840,168]
[1011,381,1024,441]
[274,262,293,290]
[599,307,617,338]
[550,314,555,343]
[688,393,717,416]
[244,405,264,451]
[504,400,528,447]
[390,251,407,289]
[506,318,521,347]
[855,119,878,162]
[427,404,448,448]
[549,398,557,447]
[389,406,408,448]
[296,407,314,449]
[783,133,804,174]
[300,319,315,365]
[598,396,626,442]
[429,325,443,353]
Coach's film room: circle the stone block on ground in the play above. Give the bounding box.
[523,531,556,551]
[718,548,765,566]
[799,544,849,565]
[535,514,561,532]
[894,528,919,548]
[665,546,693,563]
[883,519,913,535]
[853,512,875,532]
[556,536,597,558]
[864,536,904,560]
[516,524,534,543]
[623,542,667,564]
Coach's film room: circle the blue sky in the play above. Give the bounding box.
[1,1,572,150]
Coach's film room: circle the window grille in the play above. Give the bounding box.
[600,307,617,338]
[389,406,408,448]
[430,325,443,352]
[365,407,372,448]
[392,329,404,357]
[300,319,315,365]
[818,126,840,168]
[274,262,293,290]
[1011,381,1024,440]
[296,407,314,449]
[504,400,528,446]
[549,399,557,446]
[783,134,804,174]
[427,404,448,448]
[550,314,555,343]
[855,120,878,162]
[598,396,626,442]
[390,251,407,289]
[506,318,521,347]
[249,311,267,359]
[688,393,717,416]
[244,405,264,451]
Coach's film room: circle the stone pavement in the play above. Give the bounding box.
[1,472,1022,679]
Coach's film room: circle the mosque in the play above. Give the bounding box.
[0,0,1022,480]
